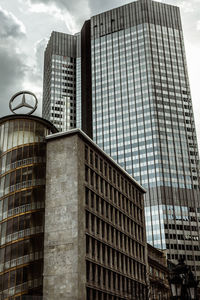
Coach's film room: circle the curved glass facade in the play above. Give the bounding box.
[0,116,57,300]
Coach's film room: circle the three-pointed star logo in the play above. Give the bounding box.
[12,93,34,112]
[9,91,38,115]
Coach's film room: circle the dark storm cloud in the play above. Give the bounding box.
[0,6,27,117]
[0,48,27,116]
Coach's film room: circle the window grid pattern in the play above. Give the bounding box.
[92,23,199,191]
[84,145,147,299]
[42,32,77,132]
[89,0,200,279]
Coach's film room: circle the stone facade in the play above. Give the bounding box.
[147,244,171,300]
[44,133,86,300]
[44,129,148,300]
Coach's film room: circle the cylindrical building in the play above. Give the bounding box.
[0,115,57,300]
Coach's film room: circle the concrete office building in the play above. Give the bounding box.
[0,115,57,299]
[44,129,148,300]
[0,112,148,299]
[80,0,200,279]
[42,31,77,131]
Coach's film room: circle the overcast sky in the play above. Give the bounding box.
[0,0,200,146]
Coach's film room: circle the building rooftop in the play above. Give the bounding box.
[46,128,146,193]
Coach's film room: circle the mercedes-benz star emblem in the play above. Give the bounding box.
[9,91,38,115]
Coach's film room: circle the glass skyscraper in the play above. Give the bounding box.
[42,31,77,131]
[81,0,200,279]
[42,0,200,280]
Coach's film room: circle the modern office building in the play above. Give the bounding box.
[0,114,57,299]
[42,31,77,131]
[42,0,200,280]
[80,0,200,279]
[44,129,148,300]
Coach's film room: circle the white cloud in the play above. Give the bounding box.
[26,2,78,33]
[0,5,26,39]
[23,0,90,33]
[179,1,194,13]
[197,20,200,30]
[22,38,48,115]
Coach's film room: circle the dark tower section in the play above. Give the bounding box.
[81,21,93,139]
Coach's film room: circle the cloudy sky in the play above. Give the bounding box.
[0,0,200,145]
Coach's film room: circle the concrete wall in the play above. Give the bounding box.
[43,134,86,300]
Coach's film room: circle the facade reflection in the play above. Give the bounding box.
[0,115,57,300]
